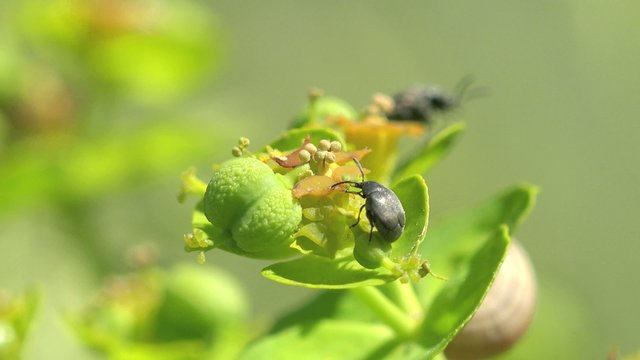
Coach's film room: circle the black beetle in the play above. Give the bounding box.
[331,158,405,243]
[385,77,483,124]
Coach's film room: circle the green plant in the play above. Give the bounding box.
[0,289,39,359]
[179,90,538,359]
[67,263,249,360]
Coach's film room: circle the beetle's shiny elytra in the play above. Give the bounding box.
[331,158,406,243]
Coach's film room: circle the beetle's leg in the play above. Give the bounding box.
[368,222,374,243]
[350,204,366,228]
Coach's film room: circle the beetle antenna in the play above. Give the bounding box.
[352,158,366,182]
[331,180,358,189]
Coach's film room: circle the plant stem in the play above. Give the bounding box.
[385,281,423,320]
[350,286,416,338]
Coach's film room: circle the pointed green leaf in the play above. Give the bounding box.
[392,122,465,182]
[389,175,429,259]
[420,184,538,271]
[268,128,344,152]
[240,319,396,360]
[414,184,537,309]
[262,254,395,289]
[416,226,510,357]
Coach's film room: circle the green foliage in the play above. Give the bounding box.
[243,231,510,358]
[67,265,249,360]
[392,122,466,182]
[0,289,39,359]
[181,90,538,359]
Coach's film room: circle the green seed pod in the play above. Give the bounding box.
[203,157,302,259]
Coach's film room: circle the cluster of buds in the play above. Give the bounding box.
[298,139,342,164]
[231,137,251,157]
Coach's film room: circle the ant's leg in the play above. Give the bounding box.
[351,204,366,228]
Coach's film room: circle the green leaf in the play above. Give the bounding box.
[416,226,511,357]
[268,127,345,152]
[268,291,370,331]
[87,2,222,104]
[153,265,248,342]
[257,185,536,359]
[0,288,40,358]
[392,122,465,182]
[420,184,538,273]
[388,175,429,259]
[0,123,224,214]
[244,289,433,360]
[240,319,397,360]
[414,184,537,309]
[262,254,395,289]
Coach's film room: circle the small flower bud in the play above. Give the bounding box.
[304,143,318,154]
[238,137,250,147]
[318,139,331,151]
[324,152,336,164]
[196,251,206,264]
[231,146,243,157]
[308,88,325,100]
[329,141,342,152]
[298,149,311,163]
[313,150,327,162]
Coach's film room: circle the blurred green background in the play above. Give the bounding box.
[1,0,638,358]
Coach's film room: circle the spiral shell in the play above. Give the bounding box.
[445,240,537,359]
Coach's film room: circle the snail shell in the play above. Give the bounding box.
[445,240,537,359]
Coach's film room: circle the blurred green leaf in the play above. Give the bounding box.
[416,226,510,357]
[90,32,220,104]
[153,264,248,342]
[240,319,396,360]
[0,124,223,213]
[392,122,465,182]
[0,288,40,359]
[67,265,249,360]
[289,95,357,129]
[110,341,207,360]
